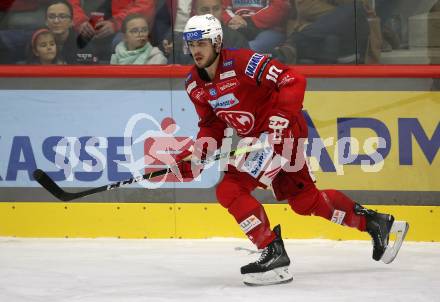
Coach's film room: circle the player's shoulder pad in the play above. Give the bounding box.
[235,49,269,81]
[223,48,264,78]
[185,71,193,85]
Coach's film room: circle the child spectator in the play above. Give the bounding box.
[0,0,52,63]
[111,14,166,64]
[68,0,156,37]
[68,0,156,62]
[27,28,63,64]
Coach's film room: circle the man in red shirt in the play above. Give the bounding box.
[67,0,155,61]
[222,0,289,53]
[68,0,155,40]
[176,14,409,286]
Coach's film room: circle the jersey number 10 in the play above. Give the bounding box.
[266,65,283,83]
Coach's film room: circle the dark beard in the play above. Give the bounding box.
[196,46,219,81]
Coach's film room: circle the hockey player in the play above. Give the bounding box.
[175,14,409,286]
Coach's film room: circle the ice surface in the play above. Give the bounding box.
[0,238,439,302]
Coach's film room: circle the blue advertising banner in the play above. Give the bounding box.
[0,90,221,188]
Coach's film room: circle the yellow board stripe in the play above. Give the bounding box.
[0,203,438,241]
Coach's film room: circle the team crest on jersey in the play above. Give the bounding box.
[223,59,234,68]
[208,93,239,109]
[216,78,239,93]
[191,88,207,102]
[209,88,217,96]
[245,53,265,78]
[216,110,255,135]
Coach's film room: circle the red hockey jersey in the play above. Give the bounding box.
[184,48,307,150]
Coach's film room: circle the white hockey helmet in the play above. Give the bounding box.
[183,14,223,47]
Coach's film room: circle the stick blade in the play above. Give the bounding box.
[33,169,74,201]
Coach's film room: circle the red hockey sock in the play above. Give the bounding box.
[229,197,276,249]
[320,189,366,231]
[288,188,366,231]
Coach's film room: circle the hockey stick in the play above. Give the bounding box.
[33,144,264,202]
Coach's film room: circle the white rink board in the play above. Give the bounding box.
[0,238,439,302]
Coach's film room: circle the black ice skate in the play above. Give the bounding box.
[241,225,293,286]
[355,204,409,264]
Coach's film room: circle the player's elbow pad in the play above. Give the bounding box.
[277,71,306,91]
[276,72,306,113]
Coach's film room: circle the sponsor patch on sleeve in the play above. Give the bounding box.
[245,53,265,79]
[277,73,295,88]
[186,81,196,94]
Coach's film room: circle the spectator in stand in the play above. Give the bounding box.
[196,0,249,49]
[68,0,156,62]
[0,0,51,63]
[0,36,12,64]
[429,0,440,91]
[45,0,97,64]
[1,0,54,11]
[111,14,166,64]
[27,28,63,64]
[172,0,250,64]
[273,0,369,64]
[155,0,194,63]
[431,0,440,11]
[374,0,400,51]
[222,0,290,53]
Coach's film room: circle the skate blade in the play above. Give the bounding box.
[243,266,293,286]
[381,220,409,264]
